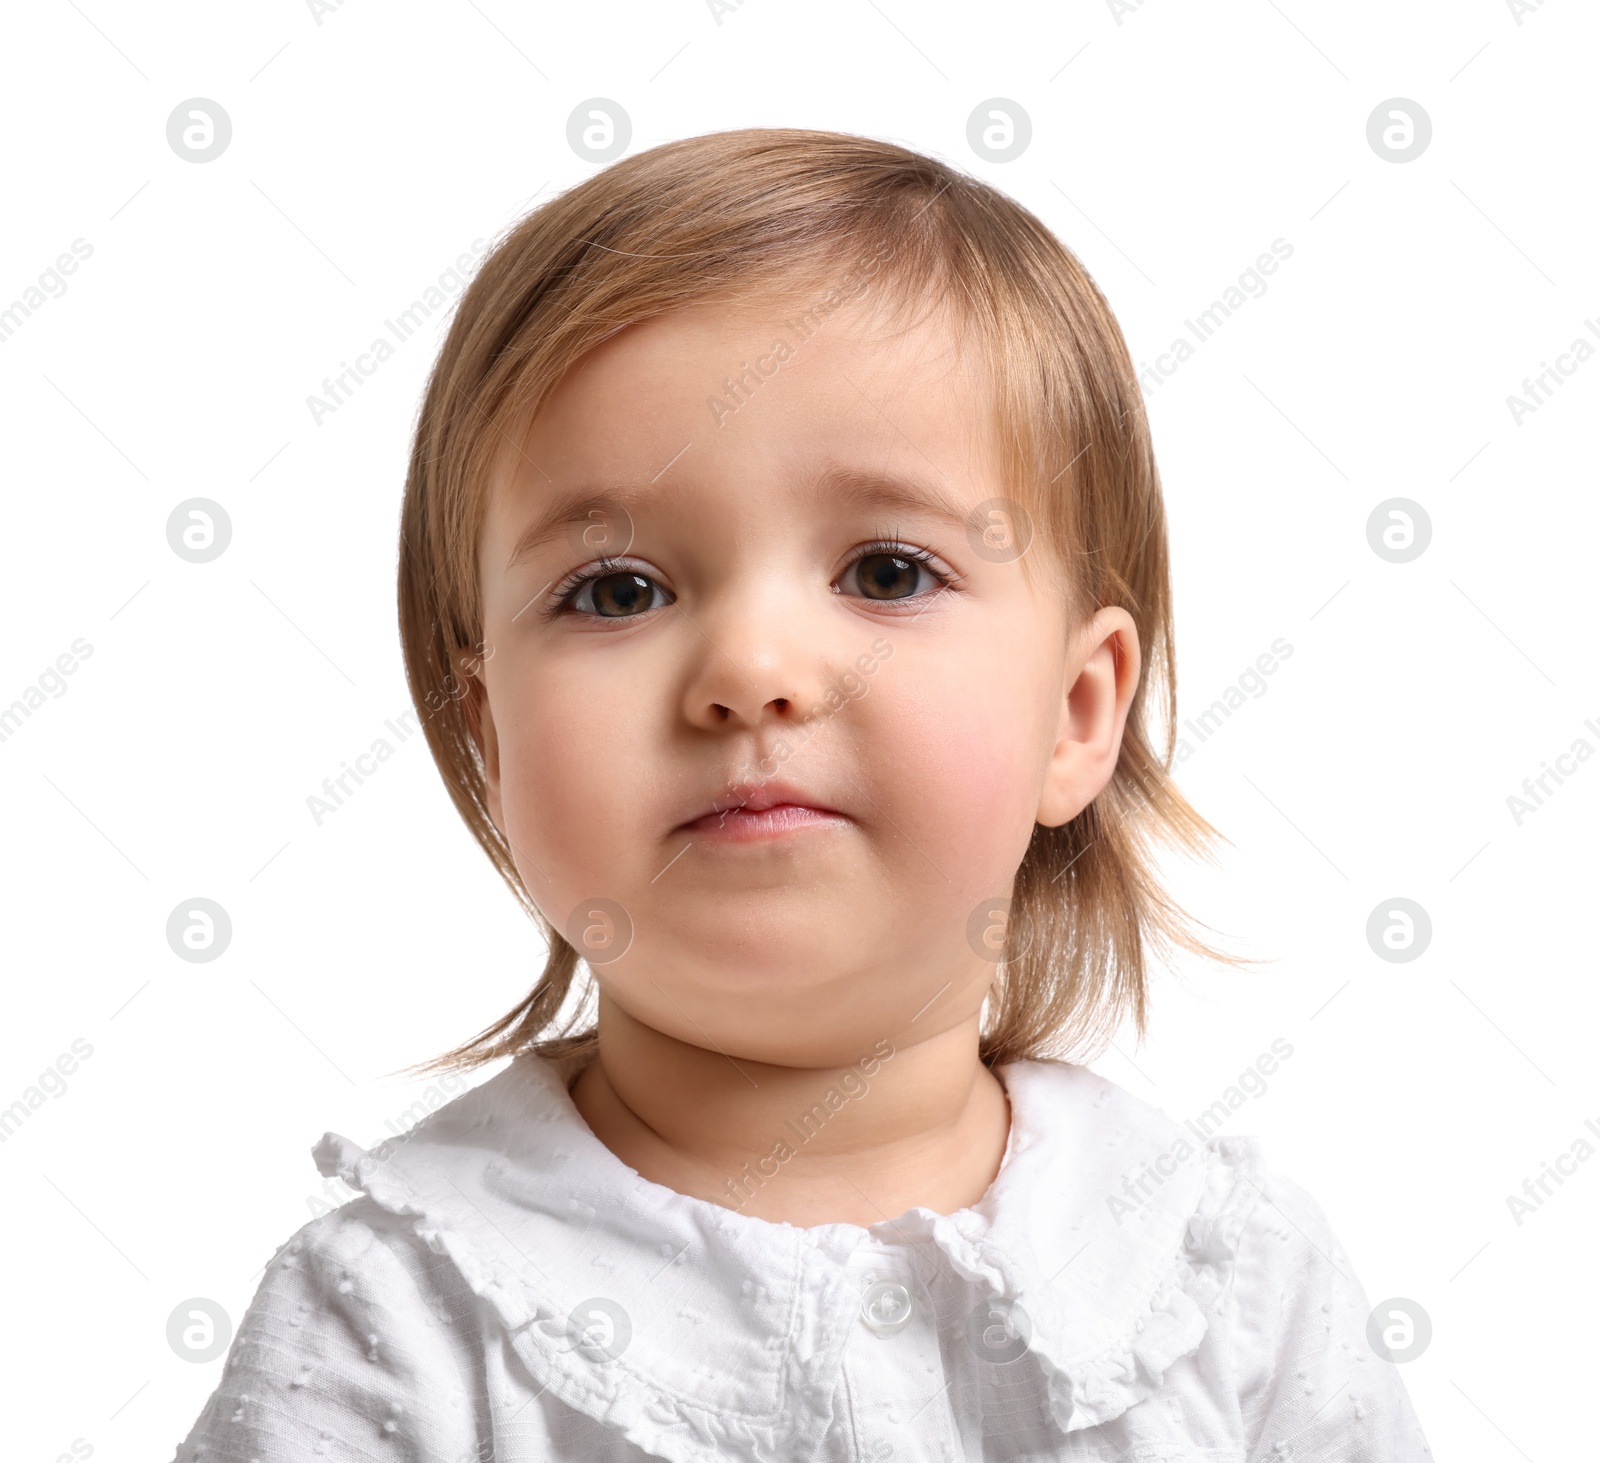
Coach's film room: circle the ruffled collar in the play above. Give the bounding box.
[312,1053,1260,1461]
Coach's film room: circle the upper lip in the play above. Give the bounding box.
[677,780,843,826]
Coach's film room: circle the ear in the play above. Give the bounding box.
[1035,607,1142,828]
[453,645,505,836]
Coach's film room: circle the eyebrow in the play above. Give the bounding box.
[504,463,973,571]
[805,464,973,534]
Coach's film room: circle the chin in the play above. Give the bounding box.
[641,916,864,986]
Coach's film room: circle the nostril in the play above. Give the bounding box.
[772,698,789,712]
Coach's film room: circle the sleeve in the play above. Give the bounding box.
[170,1198,489,1463]
[1227,1167,1435,1463]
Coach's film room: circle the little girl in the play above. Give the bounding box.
[175,129,1433,1461]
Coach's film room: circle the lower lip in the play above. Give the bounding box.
[680,804,849,842]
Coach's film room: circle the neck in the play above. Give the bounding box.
[569,992,1012,1228]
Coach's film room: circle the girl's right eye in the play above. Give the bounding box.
[548,562,675,620]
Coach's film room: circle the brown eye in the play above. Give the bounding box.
[589,571,657,617]
[853,553,922,600]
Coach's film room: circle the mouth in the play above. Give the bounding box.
[676,782,850,843]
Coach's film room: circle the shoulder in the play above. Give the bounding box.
[1228,1158,1342,1272]
[997,1066,1432,1454]
[171,1199,485,1461]
[258,1193,474,1330]
[1207,1160,1436,1460]
[1221,1157,1365,1351]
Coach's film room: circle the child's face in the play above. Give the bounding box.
[470,281,1138,1067]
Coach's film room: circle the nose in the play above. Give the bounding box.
[678,580,826,732]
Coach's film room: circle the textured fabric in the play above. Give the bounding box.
[171,1054,1433,1461]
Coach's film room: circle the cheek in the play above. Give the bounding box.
[866,644,1054,869]
[490,656,647,872]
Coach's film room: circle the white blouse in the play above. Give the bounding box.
[172,1053,1433,1461]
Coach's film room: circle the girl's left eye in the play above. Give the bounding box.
[838,545,952,602]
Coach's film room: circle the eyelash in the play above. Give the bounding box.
[540,538,959,620]
[841,539,959,599]
[540,556,657,620]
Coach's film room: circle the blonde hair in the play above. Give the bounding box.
[396,127,1237,1080]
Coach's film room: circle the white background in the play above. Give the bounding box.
[2,1,1595,1458]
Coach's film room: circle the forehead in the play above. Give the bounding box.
[481,282,1006,546]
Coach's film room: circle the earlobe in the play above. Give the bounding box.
[1035,608,1142,829]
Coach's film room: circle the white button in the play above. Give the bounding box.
[860,1280,913,1335]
